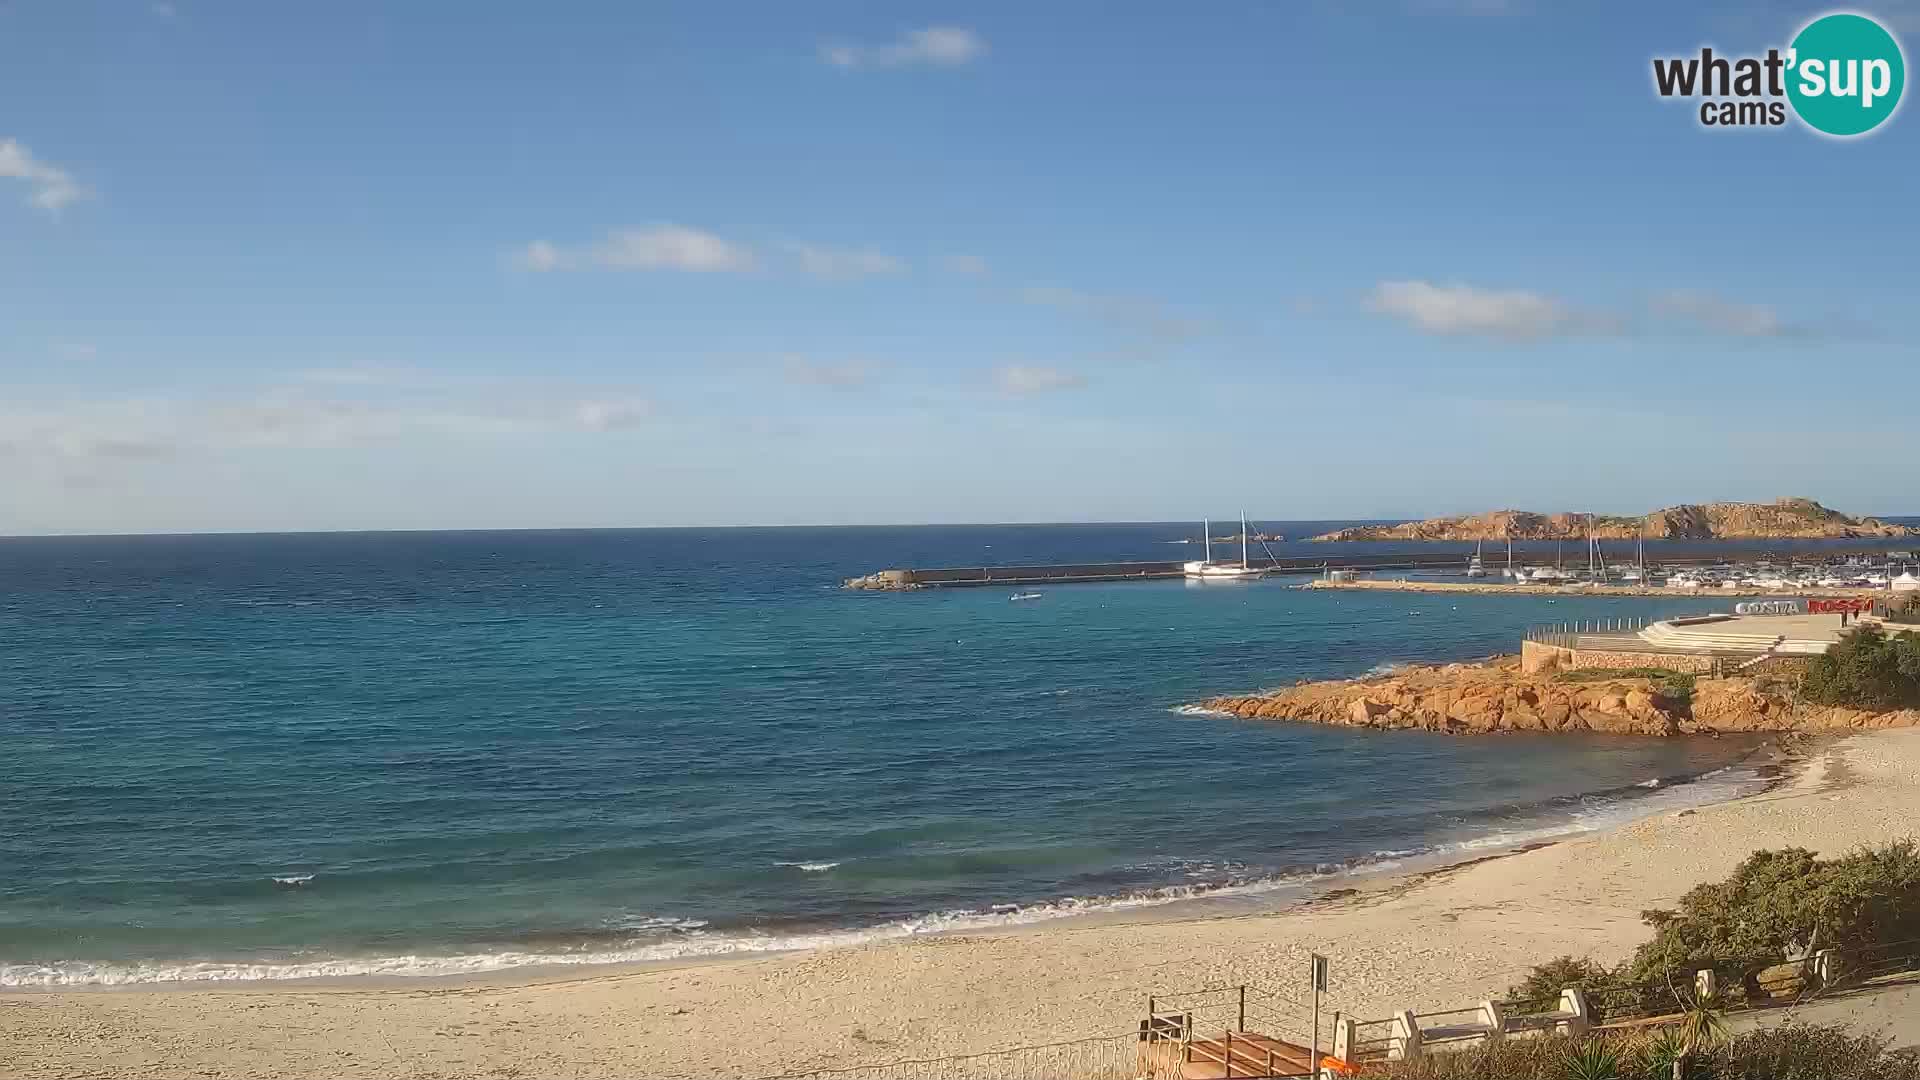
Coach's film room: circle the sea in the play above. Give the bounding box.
[3,521,1912,987]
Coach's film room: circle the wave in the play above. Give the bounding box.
[270,875,314,887]
[1168,704,1235,718]
[2,763,1772,989]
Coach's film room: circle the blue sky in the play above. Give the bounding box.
[3,0,1915,534]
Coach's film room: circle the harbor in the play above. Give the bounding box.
[845,547,1920,593]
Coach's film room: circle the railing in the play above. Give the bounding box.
[1143,984,1331,1078]
[1345,1017,1399,1064]
[1522,617,1655,648]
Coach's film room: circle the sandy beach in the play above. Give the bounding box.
[4,730,1919,1079]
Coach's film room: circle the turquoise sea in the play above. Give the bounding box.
[8,522,1903,986]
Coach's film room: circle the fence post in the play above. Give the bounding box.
[1812,948,1836,989]
[1389,1010,1422,1059]
[1480,999,1506,1042]
[1558,988,1592,1036]
[1237,985,1246,1033]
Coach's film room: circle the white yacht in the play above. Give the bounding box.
[1467,541,1487,578]
[1183,514,1267,581]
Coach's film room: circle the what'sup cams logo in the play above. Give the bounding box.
[1652,10,1905,136]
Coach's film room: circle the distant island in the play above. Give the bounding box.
[1310,497,1918,542]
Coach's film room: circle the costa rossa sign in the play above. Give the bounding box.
[1735,600,1803,615]
[1809,597,1875,614]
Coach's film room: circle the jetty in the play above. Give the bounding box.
[843,546,1914,591]
[847,553,1526,590]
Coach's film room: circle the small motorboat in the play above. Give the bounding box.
[1009,592,1044,602]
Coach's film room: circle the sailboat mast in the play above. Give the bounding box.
[1241,512,1249,569]
[1204,518,1212,564]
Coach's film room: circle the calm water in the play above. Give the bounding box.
[7,522,1896,986]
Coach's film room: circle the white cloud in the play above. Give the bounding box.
[517,225,758,274]
[784,358,873,388]
[1651,289,1788,337]
[821,26,985,69]
[0,138,88,214]
[1019,285,1210,343]
[790,243,905,279]
[1366,280,1612,341]
[519,240,563,272]
[939,254,990,276]
[994,365,1086,395]
[574,397,654,431]
[0,386,655,478]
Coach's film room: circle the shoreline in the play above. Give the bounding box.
[2,738,1787,995]
[12,734,1895,1077]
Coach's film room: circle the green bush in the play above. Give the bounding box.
[1704,1023,1920,1080]
[1621,843,1920,1000]
[1508,956,1617,1003]
[1802,626,1920,710]
[1354,1025,1919,1080]
[1551,668,1696,707]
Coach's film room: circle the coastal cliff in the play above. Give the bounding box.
[1310,498,1916,542]
[1197,657,1920,736]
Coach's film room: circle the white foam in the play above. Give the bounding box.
[4,766,1771,989]
[270,875,314,886]
[775,861,841,872]
[1168,704,1235,718]
[0,872,1334,988]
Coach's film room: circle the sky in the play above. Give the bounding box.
[2,0,1916,534]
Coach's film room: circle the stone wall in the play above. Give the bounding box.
[1520,640,1810,677]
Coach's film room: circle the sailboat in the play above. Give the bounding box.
[1467,540,1487,578]
[1184,513,1267,581]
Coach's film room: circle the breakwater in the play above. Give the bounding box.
[844,553,1498,590]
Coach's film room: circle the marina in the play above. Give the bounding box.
[845,546,1920,593]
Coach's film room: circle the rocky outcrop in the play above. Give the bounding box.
[1310,498,1915,542]
[1196,658,1920,736]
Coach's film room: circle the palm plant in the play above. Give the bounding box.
[1561,1039,1625,1080]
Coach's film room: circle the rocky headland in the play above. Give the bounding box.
[1310,498,1916,542]
[1197,656,1920,736]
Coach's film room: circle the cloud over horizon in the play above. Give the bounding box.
[1651,289,1792,338]
[0,138,87,213]
[790,243,906,280]
[820,27,986,69]
[1366,280,1618,341]
[517,225,759,274]
[994,365,1086,395]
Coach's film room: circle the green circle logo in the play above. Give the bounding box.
[1787,12,1906,136]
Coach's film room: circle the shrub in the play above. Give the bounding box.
[1355,1025,1919,1080]
[1508,956,1616,1003]
[1621,843,1920,1000]
[1705,1023,1920,1080]
[1801,626,1920,710]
